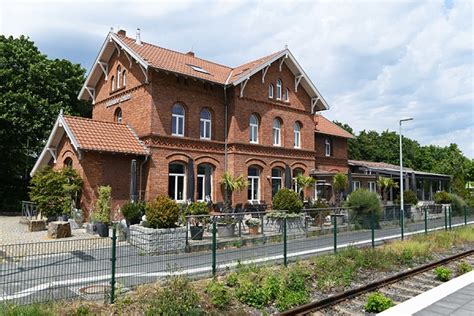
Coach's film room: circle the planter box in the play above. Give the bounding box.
[217,223,235,238]
[190,226,204,240]
[264,216,305,233]
[129,225,186,254]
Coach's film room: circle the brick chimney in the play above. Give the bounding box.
[117,29,126,36]
[186,51,195,57]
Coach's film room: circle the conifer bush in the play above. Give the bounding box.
[145,195,179,229]
[272,188,303,213]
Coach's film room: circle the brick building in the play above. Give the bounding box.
[31,29,449,215]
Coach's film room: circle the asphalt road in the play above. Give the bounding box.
[0,216,471,304]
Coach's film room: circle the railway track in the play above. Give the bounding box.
[280,249,474,316]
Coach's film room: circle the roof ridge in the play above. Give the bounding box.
[231,49,284,70]
[120,35,232,70]
[63,115,128,127]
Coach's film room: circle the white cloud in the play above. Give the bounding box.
[1,0,472,157]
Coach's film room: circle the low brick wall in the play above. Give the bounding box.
[129,225,187,254]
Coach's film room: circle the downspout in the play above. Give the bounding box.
[139,154,149,201]
[224,85,228,171]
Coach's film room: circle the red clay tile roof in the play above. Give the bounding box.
[63,116,148,155]
[118,34,283,85]
[315,115,354,138]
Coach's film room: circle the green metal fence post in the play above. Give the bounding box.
[444,205,448,231]
[333,215,337,253]
[238,219,242,237]
[464,206,468,226]
[283,216,288,267]
[261,215,265,236]
[424,206,428,235]
[449,205,452,230]
[110,225,117,304]
[371,209,375,249]
[212,220,217,276]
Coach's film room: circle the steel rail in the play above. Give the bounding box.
[280,248,474,316]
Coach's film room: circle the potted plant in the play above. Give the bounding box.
[121,201,145,226]
[91,185,112,237]
[245,218,260,235]
[217,171,248,238]
[377,177,398,205]
[268,188,305,232]
[332,172,348,207]
[187,202,209,240]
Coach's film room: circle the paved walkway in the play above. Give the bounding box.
[414,283,474,316]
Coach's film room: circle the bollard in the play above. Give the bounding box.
[283,216,288,267]
[212,220,217,276]
[110,225,117,304]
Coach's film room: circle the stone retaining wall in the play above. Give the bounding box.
[129,225,186,254]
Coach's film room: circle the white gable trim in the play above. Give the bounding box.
[231,49,329,111]
[78,32,149,101]
[30,114,81,176]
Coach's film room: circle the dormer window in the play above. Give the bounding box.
[116,65,122,89]
[276,79,282,100]
[268,84,274,98]
[188,64,210,75]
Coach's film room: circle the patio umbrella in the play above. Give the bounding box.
[129,159,137,202]
[187,159,195,202]
[285,164,292,189]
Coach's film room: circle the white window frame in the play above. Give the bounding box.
[122,70,127,87]
[117,66,121,89]
[276,79,282,100]
[368,181,376,192]
[273,119,281,146]
[352,181,361,191]
[249,114,259,143]
[169,165,186,202]
[293,169,303,193]
[271,168,282,197]
[111,76,115,91]
[325,138,331,157]
[172,104,185,137]
[115,108,122,123]
[200,109,212,140]
[248,168,260,203]
[269,84,274,98]
[294,122,301,148]
[285,88,289,102]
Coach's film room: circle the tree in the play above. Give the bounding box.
[220,172,247,210]
[332,172,348,206]
[377,177,399,204]
[0,35,90,212]
[29,167,83,219]
[295,174,315,200]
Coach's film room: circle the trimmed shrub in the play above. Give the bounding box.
[395,190,418,205]
[187,202,209,216]
[145,196,180,229]
[345,189,382,229]
[434,191,452,204]
[91,186,111,224]
[364,292,394,313]
[449,193,467,216]
[121,201,145,225]
[273,188,303,213]
[434,266,451,282]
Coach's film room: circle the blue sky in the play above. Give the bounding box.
[1,0,473,157]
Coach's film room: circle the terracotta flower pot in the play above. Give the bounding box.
[249,225,259,235]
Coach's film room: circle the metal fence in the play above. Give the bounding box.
[1,205,472,306]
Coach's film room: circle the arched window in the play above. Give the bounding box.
[268,84,274,98]
[247,166,260,202]
[249,114,259,143]
[114,107,122,123]
[276,79,282,100]
[168,163,186,201]
[116,65,121,89]
[111,76,115,91]
[197,164,213,202]
[122,70,127,87]
[64,157,73,168]
[325,138,332,156]
[200,109,212,140]
[284,88,289,102]
[293,168,304,194]
[271,168,283,197]
[272,118,281,146]
[294,122,301,148]
[172,103,185,136]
